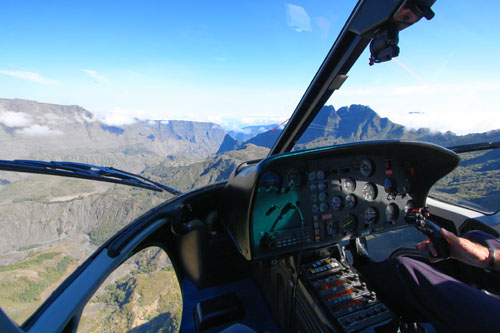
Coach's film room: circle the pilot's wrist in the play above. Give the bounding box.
[483,246,498,270]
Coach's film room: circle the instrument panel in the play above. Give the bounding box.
[224,141,459,260]
[252,155,415,257]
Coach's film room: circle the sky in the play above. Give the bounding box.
[0,0,499,135]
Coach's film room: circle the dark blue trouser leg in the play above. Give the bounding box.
[358,231,500,332]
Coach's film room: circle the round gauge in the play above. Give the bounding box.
[362,183,378,202]
[311,193,318,203]
[286,169,302,188]
[317,170,326,180]
[309,183,317,191]
[360,159,375,177]
[308,171,316,181]
[260,171,280,191]
[363,207,379,226]
[345,194,357,209]
[342,214,358,234]
[331,195,344,211]
[312,204,319,214]
[318,181,327,191]
[405,200,415,212]
[319,192,328,202]
[343,177,356,192]
[320,202,329,213]
[326,220,340,237]
[386,203,399,223]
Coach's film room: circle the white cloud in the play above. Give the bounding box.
[286,4,312,32]
[82,69,108,83]
[16,124,63,136]
[333,80,500,135]
[0,70,57,85]
[0,111,33,127]
[100,107,138,126]
[230,125,252,134]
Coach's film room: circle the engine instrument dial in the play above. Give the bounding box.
[362,183,378,202]
[331,196,344,211]
[326,220,339,236]
[345,194,357,209]
[308,171,316,181]
[317,181,327,191]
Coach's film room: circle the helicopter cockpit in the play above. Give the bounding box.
[2,0,500,332]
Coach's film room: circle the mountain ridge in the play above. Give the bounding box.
[0,98,226,171]
[237,104,500,151]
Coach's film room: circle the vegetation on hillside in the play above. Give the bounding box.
[0,251,76,324]
[430,150,500,213]
[78,247,181,333]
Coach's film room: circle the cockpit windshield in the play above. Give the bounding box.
[1,0,500,329]
[291,0,500,214]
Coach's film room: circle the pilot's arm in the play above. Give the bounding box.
[416,228,499,271]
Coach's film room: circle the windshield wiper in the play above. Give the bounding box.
[447,141,500,154]
[0,160,182,195]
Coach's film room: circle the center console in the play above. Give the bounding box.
[299,256,393,332]
[252,245,395,332]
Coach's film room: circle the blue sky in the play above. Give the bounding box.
[0,0,499,134]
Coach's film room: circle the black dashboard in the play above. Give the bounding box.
[224,141,459,261]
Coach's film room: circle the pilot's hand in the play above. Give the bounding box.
[415,237,441,262]
[439,228,490,268]
[416,228,490,268]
